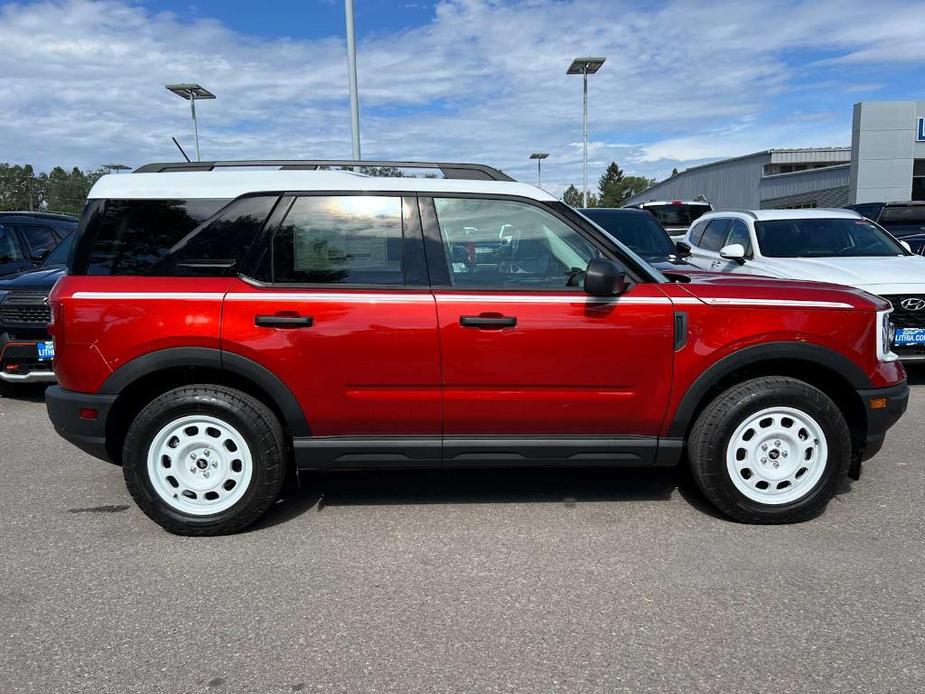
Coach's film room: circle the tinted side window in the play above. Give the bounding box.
[688,220,708,245]
[148,196,278,276]
[18,225,58,254]
[725,220,752,254]
[75,199,230,275]
[0,224,24,261]
[270,196,404,285]
[434,197,600,289]
[699,219,732,252]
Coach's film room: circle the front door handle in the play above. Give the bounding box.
[459,315,517,328]
[255,314,314,328]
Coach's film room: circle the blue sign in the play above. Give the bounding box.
[37,341,55,361]
[918,116,925,142]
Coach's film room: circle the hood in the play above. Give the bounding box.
[0,266,66,291]
[678,272,889,312]
[753,255,925,295]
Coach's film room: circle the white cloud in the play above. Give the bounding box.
[1,0,922,197]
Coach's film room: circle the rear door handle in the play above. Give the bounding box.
[459,315,517,328]
[255,314,314,328]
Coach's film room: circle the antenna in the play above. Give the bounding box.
[172,137,191,163]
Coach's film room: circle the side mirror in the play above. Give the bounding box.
[584,258,626,296]
[900,240,912,253]
[719,243,746,263]
[675,241,692,258]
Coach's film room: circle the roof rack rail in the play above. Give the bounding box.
[133,160,515,182]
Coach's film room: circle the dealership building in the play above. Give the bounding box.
[625,101,925,210]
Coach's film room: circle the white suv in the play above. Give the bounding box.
[678,208,925,361]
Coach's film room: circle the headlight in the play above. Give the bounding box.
[876,310,898,362]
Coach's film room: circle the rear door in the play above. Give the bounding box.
[222,193,442,467]
[422,195,675,464]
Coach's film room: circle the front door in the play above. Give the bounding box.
[423,196,675,464]
[222,194,442,467]
[689,217,731,271]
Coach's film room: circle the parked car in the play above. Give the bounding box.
[678,209,925,361]
[622,200,713,238]
[845,201,925,254]
[46,161,907,535]
[0,211,77,278]
[0,231,75,395]
[578,207,698,272]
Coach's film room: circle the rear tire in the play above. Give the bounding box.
[123,385,287,535]
[688,376,851,524]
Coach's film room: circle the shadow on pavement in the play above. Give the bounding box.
[0,383,49,403]
[904,364,925,386]
[251,463,722,531]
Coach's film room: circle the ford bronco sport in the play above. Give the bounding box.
[46,161,908,535]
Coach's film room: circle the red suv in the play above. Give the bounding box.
[46,161,908,535]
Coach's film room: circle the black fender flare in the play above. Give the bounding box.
[668,342,872,437]
[100,347,310,436]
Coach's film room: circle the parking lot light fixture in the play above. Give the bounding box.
[165,84,216,162]
[530,153,549,187]
[567,57,606,207]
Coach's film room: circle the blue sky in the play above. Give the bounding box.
[3,0,925,196]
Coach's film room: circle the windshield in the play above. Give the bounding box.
[755,218,907,258]
[43,232,74,266]
[641,204,711,227]
[582,210,677,262]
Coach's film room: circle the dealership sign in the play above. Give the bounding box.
[918,116,925,142]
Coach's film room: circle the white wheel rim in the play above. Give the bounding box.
[725,406,828,505]
[146,415,253,516]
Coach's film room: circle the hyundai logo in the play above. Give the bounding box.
[900,298,925,311]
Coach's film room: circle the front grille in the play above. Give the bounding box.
[883,295,925,328]
[0,291,51,325]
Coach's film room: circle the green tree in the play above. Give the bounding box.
[562,184,583,207]
[562,184,598,208]
[596,160,655,207]
[0,164,44,211]
[0,163,104,215]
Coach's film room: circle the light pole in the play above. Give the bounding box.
[344,0,361,160]
[530,153,549,187]
[567,57,605,207]
[165,84,216,162]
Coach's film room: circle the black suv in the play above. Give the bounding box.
[579,207,697,272]
[0,212,77,277]
[845,202,925,254]
[0,227,76,395]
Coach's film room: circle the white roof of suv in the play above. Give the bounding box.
[88,170,557,202]
[699,209,861,222]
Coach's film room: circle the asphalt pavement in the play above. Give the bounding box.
[1,372,923,693]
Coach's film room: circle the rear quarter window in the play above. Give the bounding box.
[71,197,275,276]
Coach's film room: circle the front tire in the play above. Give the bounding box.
[688,376,851,524]
[123,385,287,535]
